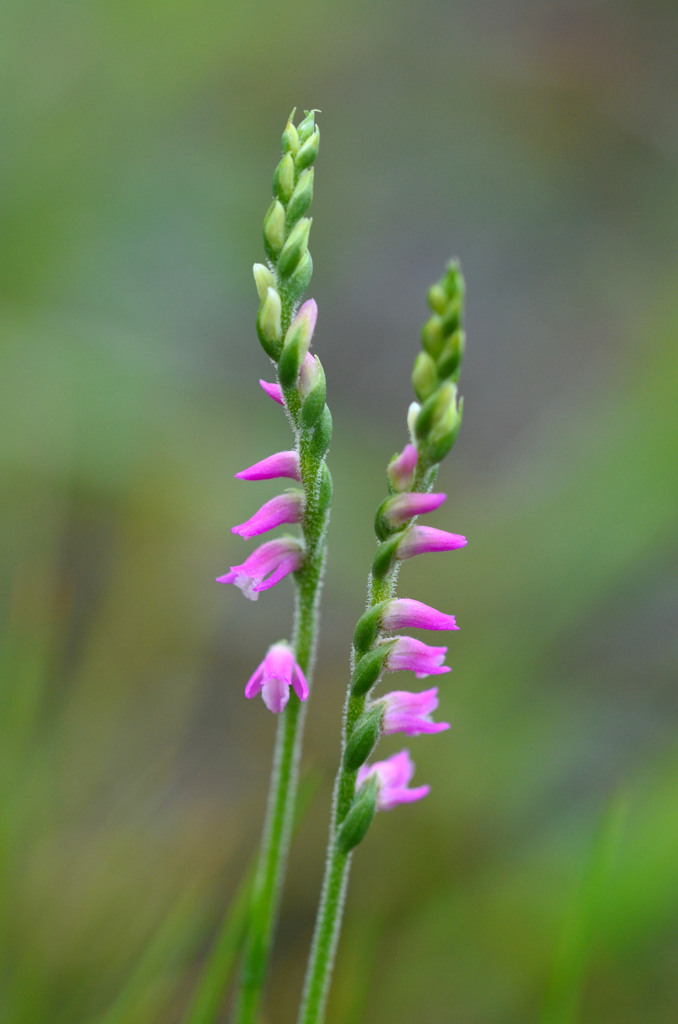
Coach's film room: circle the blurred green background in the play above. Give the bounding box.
[1,1,677,1022]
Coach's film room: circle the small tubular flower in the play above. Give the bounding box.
[356,750,429,811]
[231,492,304,539]
[381,598,458,632]
[245,642,308,713]
[395,525,467,560]
[235,450,301,482]
[379,687,450,735]
[383,636,450,677]
[259,379,284,405]
[216,537,304,600]
[387,443,418,492]
[381,491,446,526]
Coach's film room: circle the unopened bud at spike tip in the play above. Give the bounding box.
[273,153,295,204]
[263,199,286,258]
[297,109,319,143]
[412,351,438,401]
[295,128,319,171]
[281,111,299,154]
[253,263,275,303]
[286,168,314,225]
[278,217,312,279]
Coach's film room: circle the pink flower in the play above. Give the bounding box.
[231,492,304,539]
[285,298,317,356]
[298,352,321,398]
[216,537,304,600]
[381,491,446,526]
[379,688,450,735]
[235,450,300,482]
[245,642,308,713]
[383,636,451,677]
[356,750,429,810]
[259,379,284,405]
[381,598,458,632]
[396,525,467,560]
[387,443,418,492]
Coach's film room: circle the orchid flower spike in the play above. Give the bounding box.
[356,750,429,810]
[245,642,308,713]
[231,491,304,539]
[378,687,450,735]
[216,537,304,600]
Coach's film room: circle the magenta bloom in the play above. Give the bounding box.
[383,636,450,677]
[379,687,450,735]
[381,598,458,632]
[235,450,300,482]
[387,443,418,492]
[356,750,429,811]
[285,298,317,353]
[382,491,446,526]
[232,492,304,539]
[217,537,303,600]
[259,379,284,405]
[396,525,467,560]
[245,642,308,713]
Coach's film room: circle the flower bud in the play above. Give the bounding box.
[436,330,465,380]
[278,217,312,279]
[343,707,382,772]
[256,286,282,359]
[263,199,286,259]
[427,283,447,314]
[412,351,438,401]
[286,250,313,303]
[297,109,318,143]
[281,111,299,154]
[414,382,457,442]
[278,299,317,389]
[407,402,421,444]
[286,168,314,225]
[421,315,444,359]
[273,153,295,204]
[295,127,319,171]
[387,443,418,492]
[337,775,377,854]
[253,262,276,303]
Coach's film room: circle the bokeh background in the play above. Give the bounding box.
[2,1,677,1022]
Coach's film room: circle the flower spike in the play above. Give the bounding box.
[245,642,309,713]
[356,750,430,811]
[231,492,304,539]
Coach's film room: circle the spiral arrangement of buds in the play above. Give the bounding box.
[218,110,333,1024]
[299,262,467,1024]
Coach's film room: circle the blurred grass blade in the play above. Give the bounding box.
[540,794,629,1024]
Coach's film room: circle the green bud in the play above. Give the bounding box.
[297,109,318,143]
[412,351,438,401]
[353,601,389,659]
[252,262,275,303]
[428,395,463,462]
[278,217,312,279]
[308,404,332,461]
[427,283,447,315]
[421,315,444,359]
[350,640,395,697]
[273,153,295,204]
[286,168,314,225]
[337,776,377,854]
[417,380,458,440]
[300,360,327,429]
[440,296,462,336]
[281,110,299,154]
[256,286,282,359]
[343,708,382,772]
[286,250,313,303]
[263,199,286,259]
[371,535,401,579]
[295,127,319,171]
[437,330,465,380]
